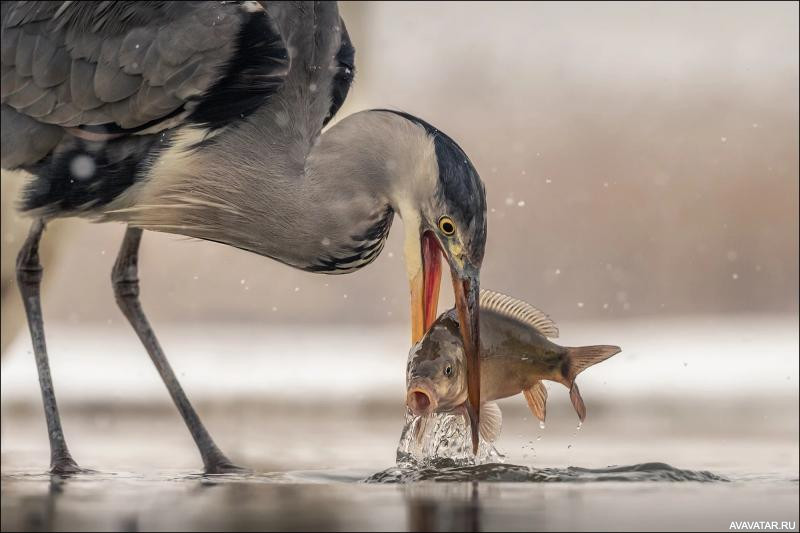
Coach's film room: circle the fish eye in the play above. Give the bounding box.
[444,365,453,377]
[438,216,455,236]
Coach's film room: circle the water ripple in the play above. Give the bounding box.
[365,461,728,483]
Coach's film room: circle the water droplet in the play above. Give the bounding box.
[272,306,278,312]
[343,294,348,299]
[387,252,394,258]
[683,361,688,367]
[69,155,96,180]
[577,421,583,431]
[536,435,542,441]
[603,303,609,309]
[240,279,246,285]
[545,178,552,184]
[577,302,584,308]
[505,197,514,206]
[567,444,572,449]
[517,200,525,207]
[294,287,300,292]
[732,273,739,280]
[539,421,545,429]
[720,136,727,143]
[193,275,199,280]
[555,268,561,275]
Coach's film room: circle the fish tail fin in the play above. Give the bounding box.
[564,345,621,384]
[562,345,620,422]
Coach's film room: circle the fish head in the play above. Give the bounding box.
[405,314,468,416]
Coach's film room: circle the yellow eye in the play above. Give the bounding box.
[438,216,456,236]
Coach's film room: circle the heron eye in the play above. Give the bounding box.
[438,216,456,236]
[444,365,453,377]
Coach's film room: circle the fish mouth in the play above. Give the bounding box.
[406,381,438,416]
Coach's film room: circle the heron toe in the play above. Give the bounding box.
[204,461,249,475]
[49,457,88,476]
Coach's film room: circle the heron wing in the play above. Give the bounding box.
[1,1,289,136]
[322,17,355,127]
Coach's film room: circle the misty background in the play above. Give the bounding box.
[1,1,797,329]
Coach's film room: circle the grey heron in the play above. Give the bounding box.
[1,1,487,474]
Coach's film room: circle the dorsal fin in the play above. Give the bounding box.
[479,289,559,338]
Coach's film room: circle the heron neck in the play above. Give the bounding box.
[120,110,435,272]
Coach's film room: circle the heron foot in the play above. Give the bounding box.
[49,456,90,476]
[204,461,249,475]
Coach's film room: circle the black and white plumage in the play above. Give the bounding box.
[2,1,488,473]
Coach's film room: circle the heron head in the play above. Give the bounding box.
[377,110,486,451]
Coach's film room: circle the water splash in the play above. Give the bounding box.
[366,462,728,484]
[396,409,504,468]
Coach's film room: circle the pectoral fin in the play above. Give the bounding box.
[479,401,503,443]
[523,381,548,422]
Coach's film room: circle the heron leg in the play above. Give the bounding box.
[16,219,82,475]
[112,227,242,474]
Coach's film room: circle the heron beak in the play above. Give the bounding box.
[408,229,480,454]
[451,265,481,454]
[410,231,442,343]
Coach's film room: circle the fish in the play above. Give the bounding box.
[405,289,621,443]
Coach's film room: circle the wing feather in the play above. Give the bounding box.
[2,1,288,137]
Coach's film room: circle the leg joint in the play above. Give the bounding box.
[16,222,44,288]
[112,269,140,300]
[16,261,43,287]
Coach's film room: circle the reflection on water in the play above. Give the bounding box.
[1,461,797,531]
[3,466,791,533]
